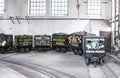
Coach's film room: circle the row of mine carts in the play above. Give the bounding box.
[0,32,106,66]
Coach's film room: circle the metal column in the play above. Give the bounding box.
[111,0,115,45]
[118,0,120,39]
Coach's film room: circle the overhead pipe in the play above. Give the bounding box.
[75,0,80,20]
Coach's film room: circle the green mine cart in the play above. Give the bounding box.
[34,35,51,51]
[52,33,70,52]
[0,33,13,53]
[15,35,33,52]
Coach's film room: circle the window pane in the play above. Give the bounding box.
[29,0,46,16]
[0,0,4,2]
[51,0,68,16]
[87,0,102,15]
[0,0,4,15]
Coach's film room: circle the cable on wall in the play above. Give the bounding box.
[16,16,21,24]
[75,0,80,20]
[10,16,15,24]
[25,16,30,24]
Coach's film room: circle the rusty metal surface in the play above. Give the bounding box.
[99,31,111,52]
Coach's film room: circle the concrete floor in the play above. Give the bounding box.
[0,51,120,78]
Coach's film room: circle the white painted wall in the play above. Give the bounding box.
[0,0,111,36]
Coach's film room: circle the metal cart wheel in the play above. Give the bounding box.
[78,50,83,56]
[25,48,29,52]
[20,48,24,52]
[85,58,90,66]
[74,52,78,55]
[55,48,60,52]
[1,48,5,54]
[99,59,104,66]
[61,48,67,53]
[93,61,98,67]
[38,47,42,52]
[43,47,47,51]
[73,49,78,55]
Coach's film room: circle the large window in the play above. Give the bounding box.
[87,0,102,15]
[0,0,4,15]
[51,0,68,16]
[29,0,46,16]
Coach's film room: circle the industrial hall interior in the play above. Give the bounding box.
[0,0,120,78]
